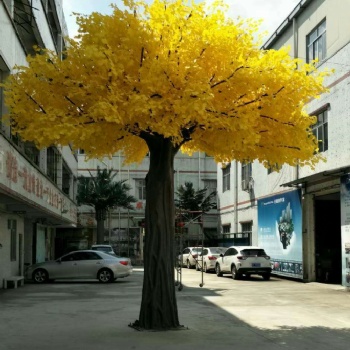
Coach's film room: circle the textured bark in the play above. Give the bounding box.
[96,209,107,244]
[137,136,181,330]
[96,219,105,244]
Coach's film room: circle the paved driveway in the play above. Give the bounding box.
[0,268,349,350]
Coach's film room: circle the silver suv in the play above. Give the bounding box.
[215,246,272,280]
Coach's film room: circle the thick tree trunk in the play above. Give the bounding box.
[96,219,105,244]
[137,136,181,330]
[96,209,106,244]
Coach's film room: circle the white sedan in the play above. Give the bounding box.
[196,247,227,272]
[25,250,133,283]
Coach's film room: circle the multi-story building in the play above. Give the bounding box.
[77,151,218,262]
[0,0,78,287]
[217,0,350,287]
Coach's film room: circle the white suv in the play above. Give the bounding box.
[91,244,117,256]
[215,246,272,280]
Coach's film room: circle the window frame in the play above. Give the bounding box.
[311,107,329,153]
[135,178,146,200]
[222,164,231,192]
[241,221,252,234]
[241,161,252,191]
[8,219,17,261]
[307,19,326,63]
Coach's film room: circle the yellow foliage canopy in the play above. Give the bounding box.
[3,0,329,167]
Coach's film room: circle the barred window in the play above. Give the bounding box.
[241,221,252,234]
[223,224,231,234]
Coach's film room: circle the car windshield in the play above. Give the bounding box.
[209,247,227,254]
[240,249,267,257]
[192,248,204,254]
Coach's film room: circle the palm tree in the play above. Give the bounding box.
[77,166,137,244]
[175,182,217,213]
[175,182,217,239]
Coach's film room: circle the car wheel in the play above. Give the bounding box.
[186,260,192,269]
[263,273,271,281]
[215,264,223,277]
[32,269,49,283]
[98,268,114,283]
[231,265,240,280]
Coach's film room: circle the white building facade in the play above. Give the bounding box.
[217,0,350,286]
[0,0,77,287]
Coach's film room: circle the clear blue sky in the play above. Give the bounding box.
[62,0,301,41]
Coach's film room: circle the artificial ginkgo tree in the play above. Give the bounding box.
[2,0,329,330]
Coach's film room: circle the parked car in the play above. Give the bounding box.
[91,244,117,256]
[215,246,272,280]
[25,250,133,283]
[197,247,228,272]
[178,247,204,269]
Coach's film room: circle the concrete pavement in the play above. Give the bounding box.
[0,268,349,350]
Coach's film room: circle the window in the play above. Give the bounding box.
[307,20,326,63]
[312,109,328,152]
[8,219,17,261]
[3,0,13,16]
[241,221,252,235]
[47,146,60,184]
[203,179,217,194]
[62,161,72,195]
[241,161,252,191]
[240,249,267,257]
[44,0,61,51]
[224,248,238,256]
[135,179,146,200]
[203,179,217,208]
[24,141,40,166]
[222,163,231,192]
[222,224,231,237]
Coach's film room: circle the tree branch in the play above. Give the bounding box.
[205,108,239,119]
[210,66,245,88]
[25,93,47,114]
[64,96,84,114]
[236,93,268,108]
[163,70,176,89]
[260,115,295,126]
[140,47,145,68]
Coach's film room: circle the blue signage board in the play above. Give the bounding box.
[258,190,303,279]
[340,174,350,287]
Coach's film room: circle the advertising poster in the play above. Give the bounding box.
[340,174,350,287]
[258,190,303,279]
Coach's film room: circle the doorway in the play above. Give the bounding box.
[314,193,342,284]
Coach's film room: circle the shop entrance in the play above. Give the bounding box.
[314,193,342,284]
